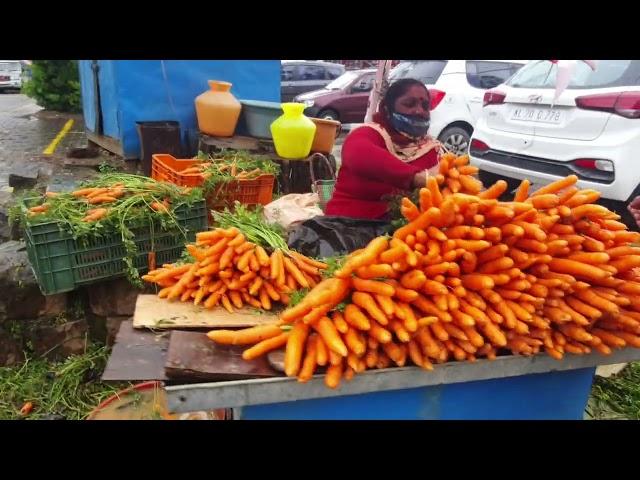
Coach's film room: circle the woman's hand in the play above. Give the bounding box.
[412,170,428,189]
[628,196,640,228]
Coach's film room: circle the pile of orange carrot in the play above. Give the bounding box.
[206,153,640,389]
[142,227,326,313]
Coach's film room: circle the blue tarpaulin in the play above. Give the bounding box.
[78,60,281,158]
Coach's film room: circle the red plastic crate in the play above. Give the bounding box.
[151,154,205,187]
[207,174,275,211]
[152,154,275,214]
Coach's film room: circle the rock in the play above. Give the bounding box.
[8,166,39,189]
[0,329,25,366]
[88,279,140,317]
[66,146,99,159]
[85,313,107,344]
[0,241,47,322]
[40,414,66,420]
[0,190,15,242]
[38,294,68,318]
[37,165,54,184]
[30,319,89,361]
[63,157,105,168]
[596,363,628,378]
[106,316,130,346]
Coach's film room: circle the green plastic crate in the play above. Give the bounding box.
[24,199,207,295]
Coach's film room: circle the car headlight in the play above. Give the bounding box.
[302,100,315,108]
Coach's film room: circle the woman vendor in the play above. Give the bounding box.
[325,78,444,220]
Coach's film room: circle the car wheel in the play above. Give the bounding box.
[318,109,339,122]
[439,126,471,156]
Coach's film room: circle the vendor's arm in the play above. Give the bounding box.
[342,127,430,190]
[628,196,640,229]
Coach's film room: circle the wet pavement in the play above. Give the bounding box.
[0,93,130,192]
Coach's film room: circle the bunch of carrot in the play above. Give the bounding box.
[179,161,266,180]
[28,181,185,223]
[436,152,484,196]
[68,183,127,222]
[205,153,640,389]
[142,227,326,313]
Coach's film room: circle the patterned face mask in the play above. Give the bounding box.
[390,112,431,139]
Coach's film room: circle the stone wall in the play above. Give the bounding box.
[0,240,138,365]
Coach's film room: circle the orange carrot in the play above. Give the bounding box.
[207,324,283,345]
[352,277,395,296]
[369,322,393,344]
[461,274,495,291]
[355,264,395,280]
[283,256,309,288]
[531,175,578,196]
[344,327,367,356]
[284,322,310,376]
[325,363,343,389]
[513,179,530,202]
[150,201,169,213]
[478,180,508,200]
[88,195,118,204]
[352,292,389,326]
[548,258,608,281]
[343,304,371,331]
[334,237,389,278]
[298,335,318,383]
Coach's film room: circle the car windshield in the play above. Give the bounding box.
[326,71,360,90]
[507,60,640,89]
[0,62,21,72]
[389,61,447,84]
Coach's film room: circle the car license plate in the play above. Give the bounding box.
[511,107,563,125]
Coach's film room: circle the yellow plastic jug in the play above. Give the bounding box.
[270,103,317,159]
[195,80,241,137]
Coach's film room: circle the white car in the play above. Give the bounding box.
[469,59,640,228]
[0,60,22,91]
[389,60,527,155]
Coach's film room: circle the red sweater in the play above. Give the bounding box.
[325,126,439,220]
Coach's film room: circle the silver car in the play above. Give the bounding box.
[281,60,345,102]
[0,60,22,91]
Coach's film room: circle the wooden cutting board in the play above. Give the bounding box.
[132,294,279,330]
[165,331,282,382]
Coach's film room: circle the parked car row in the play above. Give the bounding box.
[285,60,527,156]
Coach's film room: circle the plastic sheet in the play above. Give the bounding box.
[287,216,392,258]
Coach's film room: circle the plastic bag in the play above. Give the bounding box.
[287,216,393,258]
[263,193,324,232]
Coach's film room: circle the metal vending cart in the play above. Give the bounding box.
[165,349,640,419]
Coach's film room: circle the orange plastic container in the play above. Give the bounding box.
[195,80,242,137]
[311,118,341,154]
[151,154,205,187]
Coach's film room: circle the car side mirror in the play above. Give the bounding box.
[352,82,370,93]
